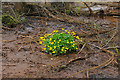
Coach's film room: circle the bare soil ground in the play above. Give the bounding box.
[2,15,119,78]
[1,2,120,79]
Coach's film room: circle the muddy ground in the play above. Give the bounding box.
[2,15,119,78]
[1,2,120,79]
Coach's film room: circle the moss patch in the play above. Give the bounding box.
[2,15,19,27]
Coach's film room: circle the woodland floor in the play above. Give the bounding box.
[2,15,119,78]
[1,3,120,79]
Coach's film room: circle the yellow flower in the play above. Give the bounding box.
[70,41,73,43]
[76,48,78,50]
[73,44,75,46]
[52,30,56,33]
[76,36,80,39]
[49,33,52,35]
[54,46,56,49]
[66,47,68,50]
[67,40,69,43]
[40,37,44,39]
[51,42,54,44]
[61,49,64,51]
[44,34,47,37]
[67,32,70,34]
[65,50,67,52]
[50,47,52,50]
[40,37,45,41]
[60,32,64,34]
[65,30,67,32]
[49,42,51,44]
[62,28,64,30]
[72,45,74,47]
[44,45,46,47]
[62,47,64,49]
[59,39,61,41]
[80,39,83,42]
[58,42,60,43]
[39,41,42,44]
[44,48,46,50]
[72,32,76,35]
[54,40,56,42]
[52,51,55,53]
[49,38,52,41]
[56,30,58,32]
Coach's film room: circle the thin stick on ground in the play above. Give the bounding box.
[1,40,16,43]
[105,46,120,49]
[18,44,23,51]
[86,69,89,78]
[78,43,86,54]
[102,32,117,48]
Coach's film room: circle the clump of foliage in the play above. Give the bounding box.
[39,28,82,56]
[2,15,19,27]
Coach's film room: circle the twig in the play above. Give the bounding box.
[87,42,102,49]
[18,38,24,51]
[1,40,16,43]
[86,70,89,78]
[83,2,93,15]
[105,46,120,49]
[77,43,86,54]
[18,45,23,51]
[3,64,16,66]
[102,32,117,48]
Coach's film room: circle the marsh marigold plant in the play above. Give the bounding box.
[39,28,82,56]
